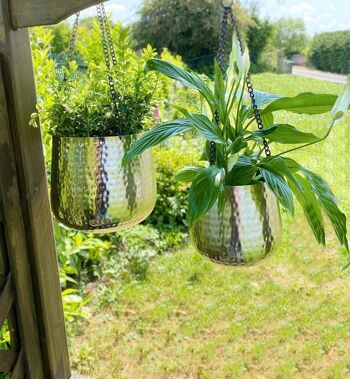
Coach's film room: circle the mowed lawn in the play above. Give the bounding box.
[70,74,350,379]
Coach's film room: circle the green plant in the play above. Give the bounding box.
[124,33,349,251]
[310,31,350,74]
[31,24,158,137]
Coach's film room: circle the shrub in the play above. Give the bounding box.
[145,137,202,233]
[309,31,350,74]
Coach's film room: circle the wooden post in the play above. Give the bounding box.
[0,0,108,377]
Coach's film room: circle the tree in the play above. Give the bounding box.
[132,0,254,72]
[271,18,309,57]
[246,14,273,72]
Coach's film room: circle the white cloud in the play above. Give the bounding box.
[288,2,316,15]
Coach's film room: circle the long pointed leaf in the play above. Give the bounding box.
[145,59,216,109]
[251,124,319,144]
[188,114,225,144]
[123,119,192,164]
[287,173,326,245]
[302,168,348,251]
[262,93,338,115]
[260,168,294,214]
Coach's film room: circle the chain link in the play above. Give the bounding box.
[67,12,80,62]
[227,6,271,157]
[96,3,122,136]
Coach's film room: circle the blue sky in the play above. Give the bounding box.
[79,0,350,35]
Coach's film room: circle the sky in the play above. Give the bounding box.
[78,0,350,35]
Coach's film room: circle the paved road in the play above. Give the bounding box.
[292,66,347,84]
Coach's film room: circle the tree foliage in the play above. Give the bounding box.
[132,0,254,72]
[310,31,350,74]
[271,18,309,57]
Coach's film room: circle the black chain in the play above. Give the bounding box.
[227,6,271,157]
[67,12,80,62]
[62,12,80,82]
[96,3,122,136]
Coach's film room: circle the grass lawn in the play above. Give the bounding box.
[70,74,350,379]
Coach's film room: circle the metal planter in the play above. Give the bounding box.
[191,183,282,266]
[51,135,157,233]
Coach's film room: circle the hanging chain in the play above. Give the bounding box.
[67,12,80,62]
[62,12,80,82]
[226,5,271,157]
[96,3,122,136]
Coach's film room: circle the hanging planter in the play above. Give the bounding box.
[51,135,156,233]
[32,4,159,233]
[191,183,282,266]
[123,3,349,265]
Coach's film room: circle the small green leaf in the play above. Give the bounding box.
[262,93,338,115]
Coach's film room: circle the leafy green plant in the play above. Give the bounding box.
[31,24,158,137]
[124,33,349,251]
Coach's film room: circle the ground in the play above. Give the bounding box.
[70,74,350,379]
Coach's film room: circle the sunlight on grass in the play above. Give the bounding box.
[70,74,350,379]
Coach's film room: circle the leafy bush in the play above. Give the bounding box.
[32,23,159,137]
[310,31,350,74]
[146,137,202,233]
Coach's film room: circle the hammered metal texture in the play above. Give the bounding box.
[191,183,282,266]
[51,135,157,233]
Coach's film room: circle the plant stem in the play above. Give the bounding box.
[276,120,335,157]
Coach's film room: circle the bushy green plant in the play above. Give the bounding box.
[31,24,158,137]
[124,33,349,252]
[310,31,350,74]
[146,137,201,233]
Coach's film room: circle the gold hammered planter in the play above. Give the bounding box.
[191,183,282,266]
[51,135,157,233]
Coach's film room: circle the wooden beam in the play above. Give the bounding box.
[0,59,45,378]
[0,0,70,377]
[0,274,13,328]
[10,0,108,28]
[0,350,17,372]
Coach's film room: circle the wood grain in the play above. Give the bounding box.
[10,0,108,28]
[0,350,17,372]
[0,274,13,328]
[0,0,71,376]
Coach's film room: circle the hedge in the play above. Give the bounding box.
[309,31,350,74]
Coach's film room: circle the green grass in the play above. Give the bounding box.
[70,74,350,379]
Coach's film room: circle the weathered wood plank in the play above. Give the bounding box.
[0,51,45,379]
[0,0,70,377]
[10,0,108,28]
[0,350,17,372]
[10,350,25,379]
[0,274,13,328]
